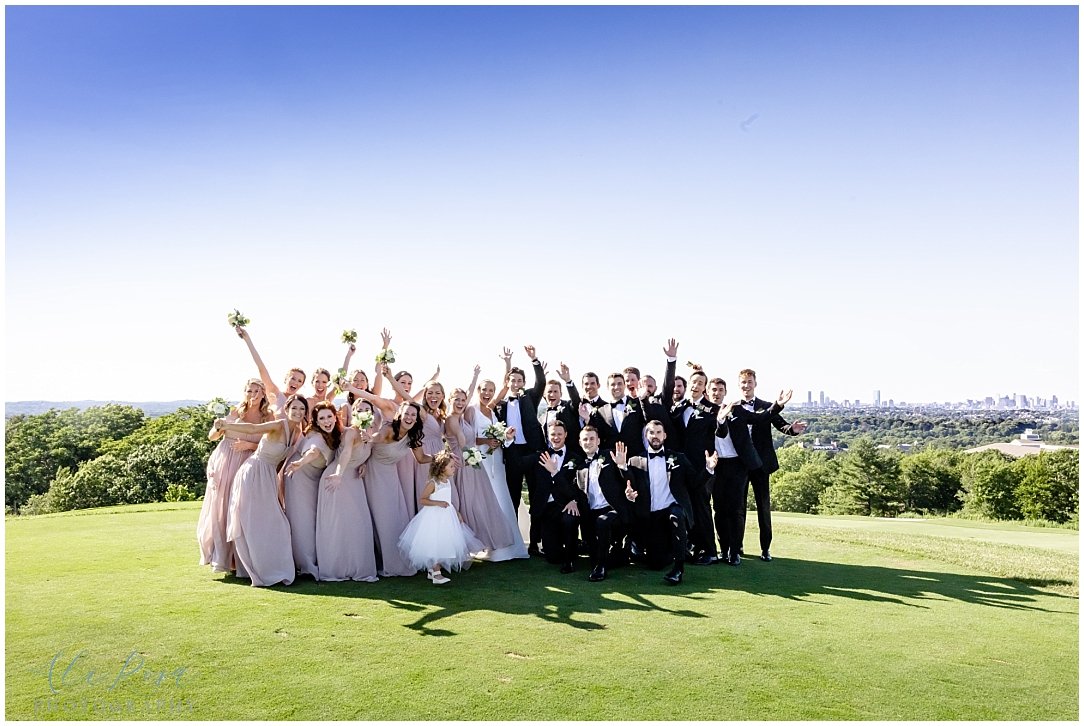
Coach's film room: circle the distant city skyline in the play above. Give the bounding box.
[5,6,1078,405]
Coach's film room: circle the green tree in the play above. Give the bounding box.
[1013,449,1079,523]
[823,438,904,516]
[959,451,1022,520]
[900,448,962,514]
[772,456,836,513]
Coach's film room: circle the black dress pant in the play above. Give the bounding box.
[738,466,773,553]
[582,506,623,568]
[642,503,688,569]
[712,457,748,559]
[687,476,717,558]
[504,443,537,543]
[542,502,580,566]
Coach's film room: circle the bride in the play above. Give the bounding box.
[470,348,528,561]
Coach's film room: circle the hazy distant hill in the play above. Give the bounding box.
[5,400,206,418]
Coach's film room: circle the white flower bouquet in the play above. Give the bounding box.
[227,309,250,328]
[463,447,485,468]
[483,421,508,441]
[341,329,357,344]
[375,348,396,365]
[207,397,232,416]
[352,409,375,430]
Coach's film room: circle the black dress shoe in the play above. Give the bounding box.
[759,551,772,562]
[559,562,575,574]
[663,565,684,585]
[727,554,741,566]
[692,553,718,566]
[588,565,606,582]
[527,544,541,557]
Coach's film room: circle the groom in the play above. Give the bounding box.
[495,345,547,554]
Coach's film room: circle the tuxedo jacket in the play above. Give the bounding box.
[609,397,647,456]
[668,398,721,468]
[494,359,547,451]
[580,397,617,449]
[570,451,635,525]
[625,450,704,528]
[638,358,677,440]
[741,397,798,475]
[537,382,583,455]
[514,449,580,511]
[714,400,784,471]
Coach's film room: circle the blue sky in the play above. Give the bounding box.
[5,5,1079,405]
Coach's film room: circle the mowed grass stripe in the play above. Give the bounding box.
[5,503,1078,720]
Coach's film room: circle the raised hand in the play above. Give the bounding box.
[540,451,559,474]
[776,389,794,406]
[792,421,808,434]
[539,360,548,376]
[500,346,512,364]
[625,480,638,502]
[612,441,628,469]
[473,364,482,377]
[663,337,678,358]
[705,450,719,472]
[524,344,537,361]
[718,402,735,421]
[558,361,571,383]
[380,328,392,348]
[578,402,591,422]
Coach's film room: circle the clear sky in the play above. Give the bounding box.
[5,4,1079,406]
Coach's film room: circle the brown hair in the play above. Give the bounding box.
[305,401,342,451]
[739,368,757,380]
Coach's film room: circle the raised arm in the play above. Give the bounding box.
[235,326,284,403]
[525,345,545,400]
[660,338,678,404]
[463,364,481,402]
[344,380,399,420]
[559,362,581,407]
[371,328,392,397]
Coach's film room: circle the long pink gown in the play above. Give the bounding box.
[283,433,329,578]
[227,425,296,587]
[315,433,379,582]
[197,420,261,573]
[451,413,518,553]
[411,413,446,511]
[365,435,420,577]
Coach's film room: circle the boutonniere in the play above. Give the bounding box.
[666,456,678,469]
[625,402,637,415]
[691,410,704,420]
[564,461,576,470]
[556,404,565,415]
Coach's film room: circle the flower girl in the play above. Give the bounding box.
[397,448,483,585]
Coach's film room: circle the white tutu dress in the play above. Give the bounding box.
[398,479,484,573]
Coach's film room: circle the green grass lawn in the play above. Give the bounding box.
[5,504,1078,720]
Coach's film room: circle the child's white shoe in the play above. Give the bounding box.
[431,572,451,585]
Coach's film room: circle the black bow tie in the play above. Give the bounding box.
[648,451,666,459]
[742,400,755,407]
[612,399,625,407]
[547,406,559,412]
[548,448,565,457]
[584,455,596,463]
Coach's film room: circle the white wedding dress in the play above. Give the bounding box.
[472,404,529,561]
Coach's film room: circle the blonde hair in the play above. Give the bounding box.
[237,378,272,421]
[423,381,447,421]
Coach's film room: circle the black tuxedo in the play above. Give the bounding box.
[712,400,784,560]
[580,396,617,449]
[494,359,547,518]
[738,397,799,555]
[538,382,583,456]
[626,449,705,568]
[607,397,647,456]
[516,448,581,566]
[638,357,677,441]
[668,397,721,558]
[572,451,634,568]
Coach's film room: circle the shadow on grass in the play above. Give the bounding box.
[217,552,1075,636]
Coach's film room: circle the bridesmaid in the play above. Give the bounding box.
[218,394,309,587]
[198,379,271,573]
[471,352,530,561]
[308,337,359,407]
[337,366,384,429]
[234,325,306,415]
[364,401,437,577]
[445,375,520,558]
[315,399,380,582]
[281,400,340,579]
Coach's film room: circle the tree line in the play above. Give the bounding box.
[5,404,1079,525]
[771,440,1078,524]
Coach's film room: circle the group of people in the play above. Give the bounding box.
[196,328,806,588]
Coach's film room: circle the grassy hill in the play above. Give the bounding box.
[5,505,1078,720]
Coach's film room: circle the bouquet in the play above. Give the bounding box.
[352,409,375,430]
[207,397,232,416]
[227,309,250,328]
[341,329,357,344]
[483,420,508,442]
[463,447,485,468]
[375,348,396,365]
[334,368,349,388]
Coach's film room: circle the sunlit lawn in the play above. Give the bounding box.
[5,504,1078,720]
